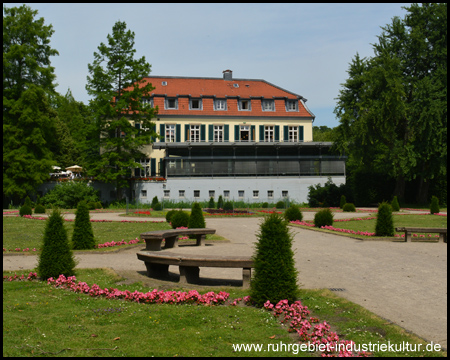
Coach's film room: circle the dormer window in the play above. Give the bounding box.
[262,99,275,111]
[190,98,202,110]
[214,99,227,111]
[165,97,178,109]
[239,99,251,111]
[141,97,153,107]
[286,99,298,111]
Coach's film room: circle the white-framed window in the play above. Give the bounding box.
[238,190,245,198]
[135,158,150,177]
[268,190,274,199]
[253,190,259,198]
[282,191,289,198]
[165,98,178,109]
[286,100,298,111]
[165,124,176,142]
[262,100,275,111]
[190,98,202,110]
[194,190,200,198]
[224,190,230,199]
[209,190,215,198]
[141,97,153,107]
[239,99,251,111]
[214,125,224,142]
[214,99,227,111]
[288,126,298,142]
[190,125,200,142]
[141,190,147,198]
[179,190,185,198]
[164,190,170,198]
[265,126,274,142]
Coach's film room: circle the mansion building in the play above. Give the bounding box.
[127,70,346,204]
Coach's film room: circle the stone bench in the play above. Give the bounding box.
[140,228,216,251]
[395,227,447,243]
[136,251,254,288]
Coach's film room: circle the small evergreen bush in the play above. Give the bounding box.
[37,209,77,280]
[284,204,303,222]
[217,195,224,209]
[72,201,96,250]
[391,196,400,212]
[165,209,177,223]
[87,201,96,210]
[250,213,299,307]
[262,202,269,208]
[40,181,99,209]
[24,196,33,208]
[430,196,440,214]
[19,204,32,216]
[153,202,162,211]
[375,202,394,236]
[223,201,233,211]
[340,195,347,209]
[342,203,356,212]
[151,196,159,207]
[208,197,215,209]
[34,204,46,214]
[275,200,285,209]
[170,210,190,229]
[188,203,206,238]
[314,208,334,228]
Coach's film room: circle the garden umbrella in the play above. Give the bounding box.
[65,165,83,173]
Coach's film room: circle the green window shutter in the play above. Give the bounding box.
[299,126,304,142]
[150,124,157,143]
[209,125,214,141]
[150,158,156,176]
[224,125,229,141]
[275,126,280,141]
[185,124,190,141]
[235,125,240,141]
[201,124,206,142]
[159,124,165,142]
[259,125,265,141]
[284,126,289,142]
[176,124,181,142]
[251,125,256,141]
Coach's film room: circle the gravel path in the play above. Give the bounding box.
[3,210,447,349]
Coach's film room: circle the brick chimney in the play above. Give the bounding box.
[223,69,232,80]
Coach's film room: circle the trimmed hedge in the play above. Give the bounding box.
[314,208,334,228]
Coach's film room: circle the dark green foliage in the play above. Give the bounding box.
[153,202,162,211]
[375,202,394,236]
[72,201,95,250]
[275,201,285,209]
[165,210,177,223]
[340,195,347,209]
[342,203,356,212]
[19,205,32,217]
[284,205,303,222]
[37,209,76,280]
[391,196,400,212]
[208,197,215,209]
[314,208,334,228]
[188,202,206,229]
[151,196,159,207]
[95,201,102,209]
[250,214,299,307]
[223,201,233,211]
[217,195,224,209]
[34,204,46,214]
[87,201,97,210]
[262,202,269,208]
[351,171,396,206]
[170,210,190,229]
[40,181,99,209]
[24,196,32,207]
[308,178,347,207]
[430,196,440,215]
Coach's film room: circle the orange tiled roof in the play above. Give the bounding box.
[136,75,314,118]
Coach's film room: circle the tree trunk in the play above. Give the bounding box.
[393,175,406,202]
[416,176,430,205]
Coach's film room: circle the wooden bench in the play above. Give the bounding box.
[136,251,254,288]
[395,227,447,243]
[140,228,216,251]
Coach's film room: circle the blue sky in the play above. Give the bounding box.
[6,3,411,128]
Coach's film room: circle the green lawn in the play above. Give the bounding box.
[3,269,445,357]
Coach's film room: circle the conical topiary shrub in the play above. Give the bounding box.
[188,202,206,238]
[340,195,347,209]
[72,200,96,250]
[314,208,334,228]
[217,195,224,209]
[284,204,303,222]
[37,208,76,280]
[250,213,299,307]
[391,196,400,212]
[208,197,215,209]
[375,202,394,236]
[430,196,440,215]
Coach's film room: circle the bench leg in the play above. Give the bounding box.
[438,233,446,243]
[179,266,200,284]
[145,240,163,251]
[405,232,411,242]
[144,262,169,278]
[195,234,206,246]
[242,268,251,289]
[164,235,178,248]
